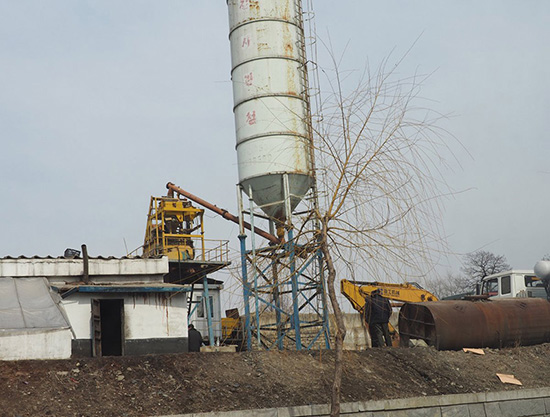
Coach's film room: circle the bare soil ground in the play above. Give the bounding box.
[2,344,550,417]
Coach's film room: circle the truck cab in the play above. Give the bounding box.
[479,270,547,299]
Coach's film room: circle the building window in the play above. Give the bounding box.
[525,275,543,287]
[501,276,511,294]
[197,296,214,318]
[206,296,214,318]
[482,278,498,296]
[197,297,204,318]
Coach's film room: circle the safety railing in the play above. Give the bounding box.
[193,239,230,263]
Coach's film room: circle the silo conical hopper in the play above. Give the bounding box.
[227,0,314,221]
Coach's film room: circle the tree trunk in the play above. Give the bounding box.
[320,217,346,417]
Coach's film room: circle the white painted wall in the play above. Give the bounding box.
[124,292,187,339]
[0,329,72,360]
[61,292,187,340]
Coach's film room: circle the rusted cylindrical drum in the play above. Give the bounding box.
[399,299,550,350]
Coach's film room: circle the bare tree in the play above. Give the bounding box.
[424,271,472,299]
[311,51,455,416]
[461,250,511,287]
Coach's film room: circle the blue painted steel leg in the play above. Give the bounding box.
[287,228,302,350]
[239,234,252,351]
[274,272,284,350]
[202,275,214,346]
[248,196,261,348]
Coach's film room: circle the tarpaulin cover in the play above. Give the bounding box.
[0,277,70,330]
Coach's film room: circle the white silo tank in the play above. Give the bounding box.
[227,0,313,221]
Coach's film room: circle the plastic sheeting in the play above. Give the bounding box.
[0,277,70,330]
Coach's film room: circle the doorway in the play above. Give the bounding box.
[92,299,124,357]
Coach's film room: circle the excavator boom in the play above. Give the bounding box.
[341,279,438,314]
[340,279,438,345]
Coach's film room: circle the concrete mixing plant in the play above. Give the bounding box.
[227,0,330,350]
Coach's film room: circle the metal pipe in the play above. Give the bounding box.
[399,298,550,350]
[272,262,283,350]
[287,228,302,350]
[238,234,252,351]
[236,184,245,236]
[166,182,281,245]
[81,244,89,284]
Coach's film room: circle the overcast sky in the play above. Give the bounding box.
[1,1,548,286]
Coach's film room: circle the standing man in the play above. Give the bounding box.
[363,289,392,347]
[188,324,204,352]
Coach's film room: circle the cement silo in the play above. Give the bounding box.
[227,0,313,221]
[227,0,330,352]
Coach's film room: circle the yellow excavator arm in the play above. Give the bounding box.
[341,279,438,313]
[340,279,438,344]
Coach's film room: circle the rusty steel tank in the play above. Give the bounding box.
[399,298,550,350]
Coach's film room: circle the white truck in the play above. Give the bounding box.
[479,270,547,299]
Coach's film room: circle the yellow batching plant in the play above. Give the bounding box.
[143,195,205,262]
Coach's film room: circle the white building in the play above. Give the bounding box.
[0,255,191,359]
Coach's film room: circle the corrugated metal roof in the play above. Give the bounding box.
[0,256,169,278]
[0,255,163,260]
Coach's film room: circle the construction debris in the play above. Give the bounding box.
[496,373,523,386]
[463,348,485,355]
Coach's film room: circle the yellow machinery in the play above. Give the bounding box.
[221,308,244,350]
[340,279,438,341]
[341,279,438,312]
[143,196,205,261]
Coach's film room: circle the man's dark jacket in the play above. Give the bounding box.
[363,293,392,324]
[188,328,203,352]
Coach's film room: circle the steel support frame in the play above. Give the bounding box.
[236,183,330,351]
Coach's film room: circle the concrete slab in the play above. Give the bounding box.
[485,388,550,402]
[158,387,550,417]
[437,392,487,407]
[441,404,470,417]
[310,403,330,416]
[277,405,313,417]
[468,403,486,417]
[485,398,546,417]
[388,407,441,417]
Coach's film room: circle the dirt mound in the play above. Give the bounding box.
[1,344,549,416]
